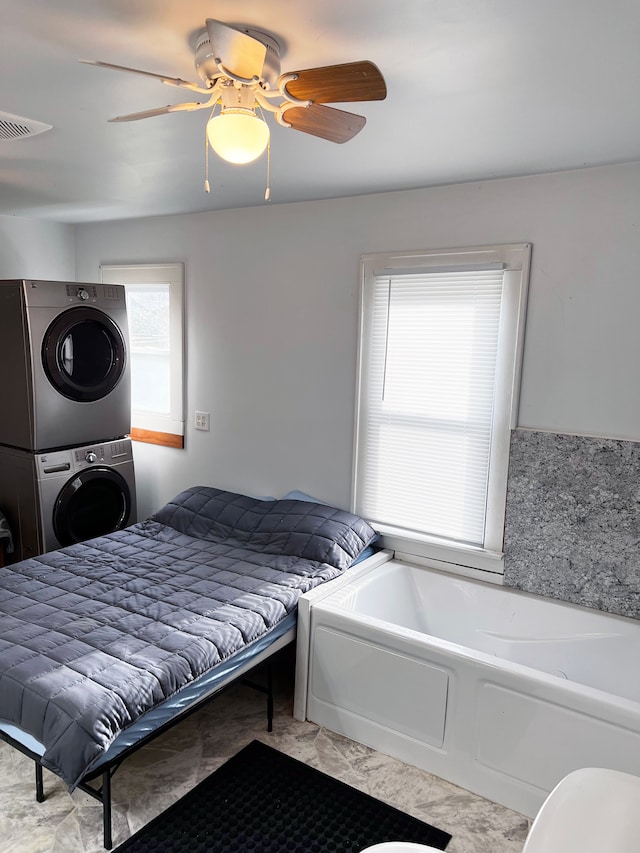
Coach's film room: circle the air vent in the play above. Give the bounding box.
[0,111,52,141]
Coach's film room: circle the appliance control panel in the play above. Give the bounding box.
[67,284,97,302]
[64,284,124,304]
[21,280,125,308]
[37,439,133,477]
[70,443,107,468]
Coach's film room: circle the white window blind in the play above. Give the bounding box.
[361,269,503,546]
[354,245,530,575]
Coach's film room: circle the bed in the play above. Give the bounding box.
[0,485,377,848]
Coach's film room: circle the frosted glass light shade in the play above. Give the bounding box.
[207,109,270,164]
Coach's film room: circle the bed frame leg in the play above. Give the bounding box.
[267,663,274,733]
[102,769,113,850]
[35,762,44,803]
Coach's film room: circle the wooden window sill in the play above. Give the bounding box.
[130,428,184,449]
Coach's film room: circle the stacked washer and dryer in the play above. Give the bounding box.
[0,280,136,563]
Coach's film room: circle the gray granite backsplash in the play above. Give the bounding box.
[503,429,640,620]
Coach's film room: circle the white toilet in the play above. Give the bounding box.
[362,767,640,853]
[522,767,640,853]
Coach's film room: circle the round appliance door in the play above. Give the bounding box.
[53,467,132,546]
[41,306,127,402]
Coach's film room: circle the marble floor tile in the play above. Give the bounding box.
[0,659,530,853]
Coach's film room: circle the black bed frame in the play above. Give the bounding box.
[0,655,278,849]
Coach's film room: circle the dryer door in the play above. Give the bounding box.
[42,306,127,402]
[53,467,132,546]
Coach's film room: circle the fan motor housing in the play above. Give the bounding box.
[194,26,281,88]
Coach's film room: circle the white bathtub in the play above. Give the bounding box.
[298,557,640,818]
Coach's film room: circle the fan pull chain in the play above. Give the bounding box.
[204,105,218,194]
[265,138,271,202]
[204,124,210,193]
[255,103,271,202]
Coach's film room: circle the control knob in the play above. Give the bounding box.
[77,288,90,301]
[85,451,97,463]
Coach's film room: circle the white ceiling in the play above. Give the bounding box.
[2,0,639,224]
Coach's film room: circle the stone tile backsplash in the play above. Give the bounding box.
[503,429,640,620]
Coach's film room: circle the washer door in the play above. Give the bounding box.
[42,306,127,402]
[53,467,132,546]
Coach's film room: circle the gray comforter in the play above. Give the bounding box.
[0,486,376,788]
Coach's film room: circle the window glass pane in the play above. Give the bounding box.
[126,284,171,415]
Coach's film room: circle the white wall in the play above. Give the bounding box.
[0,215,75,280]
[74,162,640,519]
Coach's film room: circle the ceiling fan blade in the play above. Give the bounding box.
[108,102,206,122]
[284,104,366,143]
[282,61,387,104]
[79,60,208,93]
[205,19,267,80]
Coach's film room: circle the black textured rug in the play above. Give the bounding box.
[114,739,451,852]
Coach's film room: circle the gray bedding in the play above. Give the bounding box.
[0,486,376,788]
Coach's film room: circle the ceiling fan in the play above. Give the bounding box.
[81,18,387,197]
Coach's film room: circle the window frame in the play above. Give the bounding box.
[352,244,531,579]
[100,262,185,449]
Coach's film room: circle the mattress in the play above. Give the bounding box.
[0,486,377,788]
[1,609,298,765]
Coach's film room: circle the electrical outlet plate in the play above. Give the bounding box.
[194,411,210,431]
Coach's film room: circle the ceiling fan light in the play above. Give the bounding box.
[207,109,269,164]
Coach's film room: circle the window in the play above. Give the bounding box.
[353,244,531,578]
[101,263,185,448]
